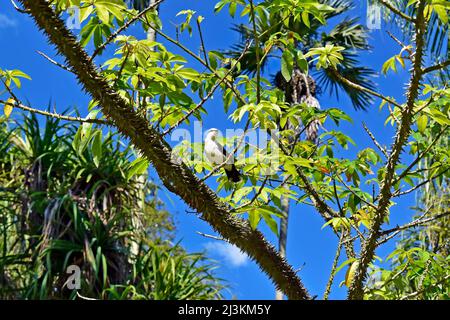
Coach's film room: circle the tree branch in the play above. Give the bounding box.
[0,99,109,125]
[393,125,448,186]
[323,233,344,300]
[19,0,311,300]
[363,122,388,158]
[348,0,428,300]
[196,18,209,67]
[393,168,449,197]
[422,60,450,74]
[37,50,74,74]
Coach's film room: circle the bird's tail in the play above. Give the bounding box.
[225,165,241,183]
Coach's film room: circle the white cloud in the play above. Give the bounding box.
[205,242,249,267]
[0,14,18,29]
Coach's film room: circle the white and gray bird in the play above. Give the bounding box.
[204,128,241,182]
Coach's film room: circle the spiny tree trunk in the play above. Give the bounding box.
[347,0,428,299]
[19,0,310,300]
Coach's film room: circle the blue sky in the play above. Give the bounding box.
[0,1,420,299]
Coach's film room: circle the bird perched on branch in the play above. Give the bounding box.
[204,129,241,182]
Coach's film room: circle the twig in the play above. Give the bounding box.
[380,210,450,238]
[1,99,110,125]
[37,50,74,74]
[333,179,344,216]
[196,231,226,242]
[323,233,344,300]
[422,59,450,74]
[386,31,413,57]
[196,18,209,67]
[393,168,449,197]
[363,122,388,158]
[336,175,377,210]
[234,176,270,211]
[113,49,130,88]
[393,125,448,185]
[1,79,109,124]
[387,103,401,126]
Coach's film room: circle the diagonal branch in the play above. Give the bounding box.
[393,168,449,197]
[379,210,450,239]
[363,122,388,158]
[422,60,450,74]
[19,0,311,300]
[37,50,74,74]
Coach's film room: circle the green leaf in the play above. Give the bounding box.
[261,212,279,236]
[3,98,14,118]
[301,11,310,28]
[92,131,102,167]
[127,158,149,180]
[434,5,448,24]
[428,109,450,125]
[177,68,201,82]
[382,56,397,74]
[248,208,261,230]
[417,114,428,133]
[281,50,293,82]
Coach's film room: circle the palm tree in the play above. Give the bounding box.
[226,0,376,299]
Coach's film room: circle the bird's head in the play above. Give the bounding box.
[206,128,220,141]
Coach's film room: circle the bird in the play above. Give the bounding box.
[204,128,241,183]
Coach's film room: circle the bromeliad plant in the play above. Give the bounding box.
[1,0,449,299]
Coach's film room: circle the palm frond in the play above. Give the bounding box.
[315,52,377,110]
